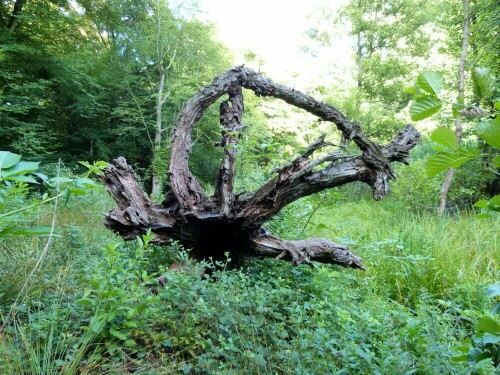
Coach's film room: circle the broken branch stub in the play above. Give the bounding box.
[100,66,421,271]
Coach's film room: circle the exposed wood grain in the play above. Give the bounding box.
[101,67,421,271]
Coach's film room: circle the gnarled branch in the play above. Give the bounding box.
[100,66,421,272]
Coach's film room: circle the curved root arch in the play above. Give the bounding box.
[100,66,420,271]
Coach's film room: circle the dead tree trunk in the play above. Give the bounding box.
[99,66,420,271]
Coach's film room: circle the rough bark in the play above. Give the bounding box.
[6,0,26,32]
[438,0,470,216]
[214,84,244,216]
[100,66,420,271]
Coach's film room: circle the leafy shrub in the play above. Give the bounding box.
[391,159,441,213]
[453,285,500,374]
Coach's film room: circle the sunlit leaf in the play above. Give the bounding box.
[476,117,500,149]
[0,151,21,170]
[4,175,38,183]
[1,161,40,178]
[416,71,444,95]
[477,318,500,334]
[410,95,442,121]
[472,67,496,102]
[69,187,86,195]
[490,194,500,206]
[474,199,489,209]
[426,146,480,177]
[475,213,492,218]
[430,127,457,149]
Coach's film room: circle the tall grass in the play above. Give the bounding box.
[1,181,498,373]
[310,197,499,306]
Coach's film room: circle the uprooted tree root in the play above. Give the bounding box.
[99,66,420,271]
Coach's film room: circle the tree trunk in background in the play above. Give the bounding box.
[438,0,470,216]
[6,0,26,32]
[151,67,166,198]
[99,66,420,272]
[150,3,176,198]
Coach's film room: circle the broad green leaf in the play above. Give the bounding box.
[417,71,444,95]
[109,327,128,340]
[124,339,136,347]
[1,161,40,177]
[123,321,137,328]
[490,194,500,206]
[75,177,98,188]
[483,333,500,345]
[0,151,21,170]
[4,175,38,183]
[432,145,448,152]
[477,318,500,334]
[33,172,50,184]
[485,284,500,298]
[426,146,480,177]
[472,67,496,102]
[476,117,500,149]
[492,156,500,168]
[430,127,457,149]
[69,187,86,195]
[410,95,442,121]
[474,199,489,209]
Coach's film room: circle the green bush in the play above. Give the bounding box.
[391,160,441,213]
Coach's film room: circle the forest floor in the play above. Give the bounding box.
[1,187,498,374]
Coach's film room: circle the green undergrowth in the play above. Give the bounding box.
[310,197,499,307]
[1,187,499,374]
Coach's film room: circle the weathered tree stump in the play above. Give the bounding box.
[99,66,420,271]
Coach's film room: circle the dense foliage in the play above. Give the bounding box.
[0,161,498,373]
[0,0,499,373]
[0,0,230,192]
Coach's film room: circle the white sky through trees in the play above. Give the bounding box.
[196,0,354,88]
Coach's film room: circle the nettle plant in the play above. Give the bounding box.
[409,69,499,215]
